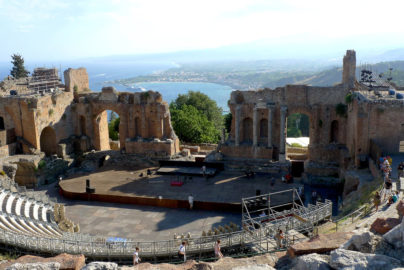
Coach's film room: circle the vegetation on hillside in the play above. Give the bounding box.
[170,91,222,143]
[10,54,29,79]
[112,60,404,89]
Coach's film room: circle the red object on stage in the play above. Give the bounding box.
[170,181,184,187]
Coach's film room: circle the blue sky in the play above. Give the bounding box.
[1,0,404,62]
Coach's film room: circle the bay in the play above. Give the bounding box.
[91,81,233,112]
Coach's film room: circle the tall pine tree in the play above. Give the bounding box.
[10,54,29,79]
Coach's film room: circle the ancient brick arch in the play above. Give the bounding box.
[79,115,86,136]
[92,106,125,151]
[0,117,4,130]
[40,126,57,156]
[330,120,339,143]
[259,118,268,138]
[286,107,313,143]
[242,118,253,143]
[74,87,179,155]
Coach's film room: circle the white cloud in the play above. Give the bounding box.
[0,0,404,60]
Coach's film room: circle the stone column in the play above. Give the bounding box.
[235,105,241,146]
[267,105,274,148]
[279,106,288,161]
[253,107,258,147]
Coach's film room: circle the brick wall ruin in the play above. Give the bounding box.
[63,68,89,93]
[0,67,179,159]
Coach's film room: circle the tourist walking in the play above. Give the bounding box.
[178,241,186,262]
[275,229,284,248]
[133,247,141,266]
[214,239,223,259]
[374,191,381,211]
[384,178,393,201]
[188,194,194,210]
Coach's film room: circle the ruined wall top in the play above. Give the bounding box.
[342,50,356,88]
[64,68,89,93]
[78,87,164,105]
[229,84,347,107]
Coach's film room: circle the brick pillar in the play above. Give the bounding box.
[235,105,241,146]
[279,106,288,161]
[253,107,258,147]
[267,105,274,148]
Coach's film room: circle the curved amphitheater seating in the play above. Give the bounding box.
[0,183,62,239]
[0,178,333,260]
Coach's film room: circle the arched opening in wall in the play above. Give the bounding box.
[80,115,86,136]
[259,119,268,138]
[330,120,339,143]
[40,126,57,156]
[134,117,140,137]
[0,117,4,130]
[286,113,310,177]
[96,110,120,151]
[242,117,253,143]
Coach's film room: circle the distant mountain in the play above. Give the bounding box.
[368,48,404,62]
[290,61,404,87]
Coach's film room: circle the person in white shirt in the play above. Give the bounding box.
[214,239,223,259]
[178,241,186,262]
[188,194,194,210]
[133,247,141,265]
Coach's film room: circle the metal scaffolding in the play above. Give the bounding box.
[242,189,332,250]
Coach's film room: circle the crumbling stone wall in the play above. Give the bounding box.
[223,84,349,163]
[64,68,89,93]
[0,90,74,155]
[73,87,179,156]
[342,50,356,88]
[346,97,404,166]
[221,51,354,177]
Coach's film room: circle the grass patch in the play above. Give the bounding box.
[337,177,383,219]
[290,142,303,148]
[0,252,18,260]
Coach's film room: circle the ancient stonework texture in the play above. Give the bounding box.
[64,68,89,93]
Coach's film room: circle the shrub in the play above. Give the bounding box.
[48,109,54,116]
[290,142,303,148]
[335,103,348,118]
[345,93,355,104]
[38,160,46,170]
[0,171,5,176]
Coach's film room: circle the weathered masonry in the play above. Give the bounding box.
[0,68,179,158]
[220,50,404,175]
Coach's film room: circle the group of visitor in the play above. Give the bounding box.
[133,239,223,265]
[373,157,401,210]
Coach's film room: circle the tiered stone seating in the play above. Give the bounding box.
[0,185,63,239]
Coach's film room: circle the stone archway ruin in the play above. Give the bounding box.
[80,115,86,136]
[40,126,57,156]
[74,87,179,156]
[94,110,121,151]
[242,118,253,143]
[0,117,4,130]
[330,120,339,143]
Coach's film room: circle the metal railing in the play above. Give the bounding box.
[0,183,333,260]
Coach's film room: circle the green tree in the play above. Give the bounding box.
[170,104,220,143]
[170,91,223,130]
[10,54,29,79]
[287,113,309,138]
[108,112,120,140]
[224,112,232,133]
